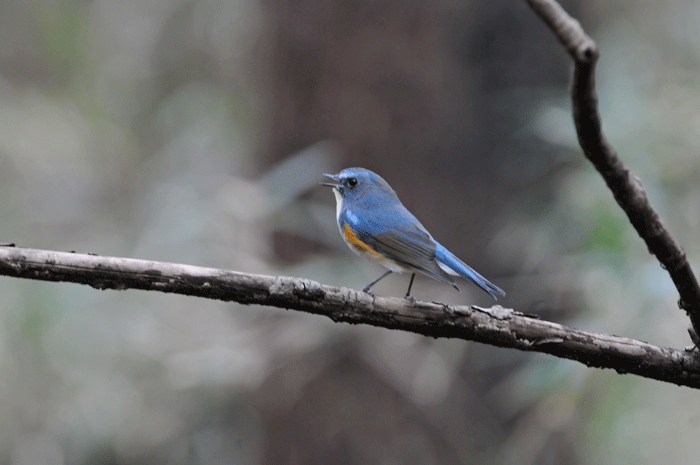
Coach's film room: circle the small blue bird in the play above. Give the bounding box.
[322,167,505,300]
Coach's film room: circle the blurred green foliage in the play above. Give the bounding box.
[585,206,626,253]
[35,3,86,85]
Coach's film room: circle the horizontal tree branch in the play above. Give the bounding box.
[0,245,699,388]
[524,0,700,343]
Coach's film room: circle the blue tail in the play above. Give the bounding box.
[435,243,505,300]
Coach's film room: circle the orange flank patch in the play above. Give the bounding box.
[343,223,378,256]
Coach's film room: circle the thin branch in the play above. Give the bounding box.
[1,245,699,388]
[524,0,700,343]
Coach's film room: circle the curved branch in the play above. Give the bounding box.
[524,0,700,342]
[0,245,699,388]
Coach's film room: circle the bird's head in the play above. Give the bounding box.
[321,167,397,205]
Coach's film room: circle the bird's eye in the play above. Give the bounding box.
[347,177,358,187]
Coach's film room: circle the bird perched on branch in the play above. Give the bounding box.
[321,167,505,300]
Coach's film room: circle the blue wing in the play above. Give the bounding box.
[341,206,458,288]
[341,205,505,299]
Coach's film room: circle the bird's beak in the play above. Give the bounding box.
[320,173,341,189]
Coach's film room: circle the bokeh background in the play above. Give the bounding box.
[0,0,699,463]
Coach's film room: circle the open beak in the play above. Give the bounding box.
[320,173,341,189]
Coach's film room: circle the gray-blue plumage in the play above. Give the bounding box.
[322,167,505,300]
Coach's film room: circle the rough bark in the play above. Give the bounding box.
[1,245,698,388]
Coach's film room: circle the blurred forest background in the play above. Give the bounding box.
[0,0,699,463]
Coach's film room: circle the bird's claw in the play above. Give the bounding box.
[362,288,376,298]
[404,295,416,306]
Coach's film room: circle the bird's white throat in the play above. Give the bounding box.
[332,188,343,221]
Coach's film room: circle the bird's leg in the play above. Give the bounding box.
[362,270,393,296]
[404,273,416,304]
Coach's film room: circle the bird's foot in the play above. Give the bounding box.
[362,287,376,298]
[404,295,416,306]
